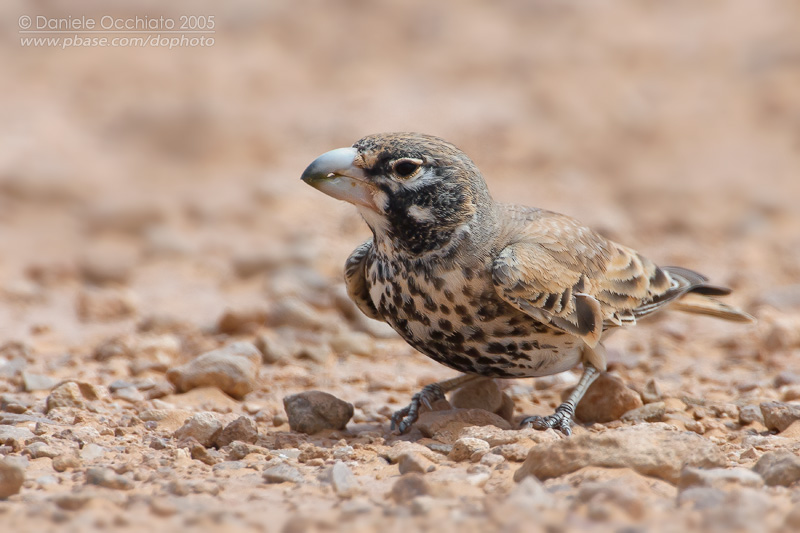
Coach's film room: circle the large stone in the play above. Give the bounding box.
[283,391,353,434]
[450,378,515,422]
[167,342,260,399]
[752,451,800,487]
[574,373,643,423]
[760,401,800,432]
[514,423,725,484]
[0,457,25,499]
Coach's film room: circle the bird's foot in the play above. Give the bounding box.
[390,383,446,434]
[520,402,575,436]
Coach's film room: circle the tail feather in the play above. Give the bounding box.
[661,266,755,323]
[670,292,755,323]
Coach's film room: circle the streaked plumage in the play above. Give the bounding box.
[302,132,754,435]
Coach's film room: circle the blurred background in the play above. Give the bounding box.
[1,0,799,344]
[1,2,800,530]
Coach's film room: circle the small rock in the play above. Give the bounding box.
[451,378,503,412]
[216,307,269,335]
[254,333,290,364]
[398,452,435,474]
[640,378,663,404]
[0,457,26,499]
[263,463,304,484]
[678,466,764,491]
[574,373,643,423]
[752,451,800,487]
[621,401,665,422]
[112,386,145,403]
[739,404,765,426]
[53,492,92,511]
[760,401,800,432]
[416,409,512,444]
[173,412,224,447]
[514,423,725,484]
[389,473,431,503]
[383,441,442,465]
[293,343,331,364]
[0,426,35,443]
[215,416,258,448]
[23,442,59,459]
[139,409,192,433]
[85,467,133,490]
[52,453,81,472]
[449,437,490,462]
[781,385,800,402]
[283,391,354,434]
[80,443,107,461]
[46,382,87,412]
[494,443,532,462]
[166,342,261,399]
[190,443,221,466]
[330,461,359,498]
[268,298,328,331]
[21,372,57,392]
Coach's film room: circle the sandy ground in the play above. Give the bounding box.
[1,1,800,531]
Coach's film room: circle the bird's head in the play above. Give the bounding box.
[301,132,493,255]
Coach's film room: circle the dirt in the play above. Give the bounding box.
[1,1,800,531]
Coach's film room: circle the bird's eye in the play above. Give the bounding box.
[392,158,422,178]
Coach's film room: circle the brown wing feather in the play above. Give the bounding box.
[492,207,681,345]
[344,240,382,320]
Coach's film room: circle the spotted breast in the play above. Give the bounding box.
[361,229,582,379]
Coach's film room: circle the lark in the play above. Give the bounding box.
[301,133,754,435]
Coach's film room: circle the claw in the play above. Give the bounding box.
[520,402,576,436]
[390,383,446,434]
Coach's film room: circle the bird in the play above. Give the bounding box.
[300,132,754,435]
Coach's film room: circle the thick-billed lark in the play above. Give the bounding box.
[301,133,754,435]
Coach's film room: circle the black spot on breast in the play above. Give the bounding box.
[438,319,453,332]
[407,277,422,296]
[444,289,455,302]
[468,328,486,342]
[432,277,445,291]
[454,305,468,316]
[424,295,437,312]
[487,342,505,354]
[439,304,451,315]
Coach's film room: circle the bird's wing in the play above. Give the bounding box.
[344,240,382,320]
[492,207,675,347]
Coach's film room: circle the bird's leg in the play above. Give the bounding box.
[521,363,600,436]
[391,374,481,434]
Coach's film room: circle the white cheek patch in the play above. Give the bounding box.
[373,190,390,213]
[407,205,436,223]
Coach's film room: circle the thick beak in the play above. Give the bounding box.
[300,147,377,210]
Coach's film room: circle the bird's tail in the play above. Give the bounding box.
[663,266,755,323]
